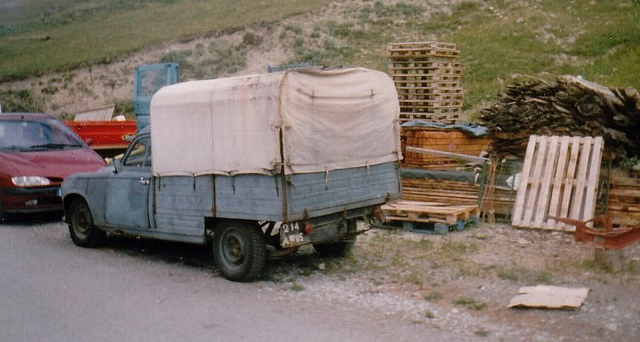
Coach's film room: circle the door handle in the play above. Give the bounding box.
[140,177,150,185]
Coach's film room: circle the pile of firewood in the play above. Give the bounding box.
[480,75,640,160]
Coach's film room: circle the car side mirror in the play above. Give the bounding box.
[113,159,123,173]
[84,137,94,146]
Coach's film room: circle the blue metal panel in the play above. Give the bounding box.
[153,175,213,238]
[214,174,284,221]
[285,162,401,221]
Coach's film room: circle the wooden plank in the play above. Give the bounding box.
[570,138,593,221]
[512,136,538,226]
[545,136,570,228]
[405,146,488,163]
[534,136,559,228]
[557,136,582,229]
[523,136,547,226]
[583,137,603,226]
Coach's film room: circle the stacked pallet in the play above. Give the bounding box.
[388,42,463,123]
[402,177,515,217]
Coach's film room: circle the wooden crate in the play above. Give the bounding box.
[401,178,515,217]
[605,172,640,226]
[401,127,492,170]
[511,135,604,231]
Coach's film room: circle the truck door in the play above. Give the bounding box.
[104,134,152,229]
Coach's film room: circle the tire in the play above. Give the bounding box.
[68,199,105,248]
[212,221,266,282]
[313,237,356,258]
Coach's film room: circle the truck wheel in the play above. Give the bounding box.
[213,221,266,282]
[68,199,105,248]
[313,237,356,258]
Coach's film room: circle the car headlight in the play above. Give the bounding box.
[11,176,51,187]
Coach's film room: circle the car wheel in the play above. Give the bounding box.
[313,237,356,258]
[68,199,105,248]
[212,221,266,282]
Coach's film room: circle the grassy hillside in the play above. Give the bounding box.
[0,0,331,80]
[0,0,638,118]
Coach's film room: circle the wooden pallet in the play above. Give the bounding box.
[511,135,604,231]
[381,200,479,225]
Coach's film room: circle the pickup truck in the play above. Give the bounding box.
[61,67,402,282]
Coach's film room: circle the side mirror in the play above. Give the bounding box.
[113,160,123,173]
[84,137,94,146]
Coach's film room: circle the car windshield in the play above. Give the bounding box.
[0,118,84,152]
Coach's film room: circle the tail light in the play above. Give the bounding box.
[304,221,313,235]
[373,206,383,218]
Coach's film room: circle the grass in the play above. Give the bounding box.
[0,89,44,112]
[289,282,305,292]
[454,296,486,310]
[0,0,331,81]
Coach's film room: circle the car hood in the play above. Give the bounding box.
[0,148,106,180]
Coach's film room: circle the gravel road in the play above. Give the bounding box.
[2,215,639,341]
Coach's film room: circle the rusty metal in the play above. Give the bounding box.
[550,216,640,250]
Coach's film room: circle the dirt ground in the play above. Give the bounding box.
[263,221,640,341]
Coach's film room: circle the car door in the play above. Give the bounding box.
[103,134,152,229]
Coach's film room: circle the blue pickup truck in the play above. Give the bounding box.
[61,67,402,282]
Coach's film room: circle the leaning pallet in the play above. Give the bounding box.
[511,135,604,231]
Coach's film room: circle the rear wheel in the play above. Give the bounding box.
[213,221,266,282]
[68,199,105,247]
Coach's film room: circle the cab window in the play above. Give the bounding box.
[123,136,151,167]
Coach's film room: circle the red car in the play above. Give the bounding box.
[0,113,106,219]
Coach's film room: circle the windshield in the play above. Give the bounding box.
[0,118,84,152]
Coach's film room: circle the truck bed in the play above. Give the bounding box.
[152,162,401,238]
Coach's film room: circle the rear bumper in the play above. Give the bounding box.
[279,205,377,248]
[0,186,63,214]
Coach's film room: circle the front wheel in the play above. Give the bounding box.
[212,221,266,282]
[68,199,105,247]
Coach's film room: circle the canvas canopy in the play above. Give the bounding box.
[150,67,401,177]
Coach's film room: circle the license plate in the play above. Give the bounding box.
[55,188,62,197]
[279,222,310,248]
